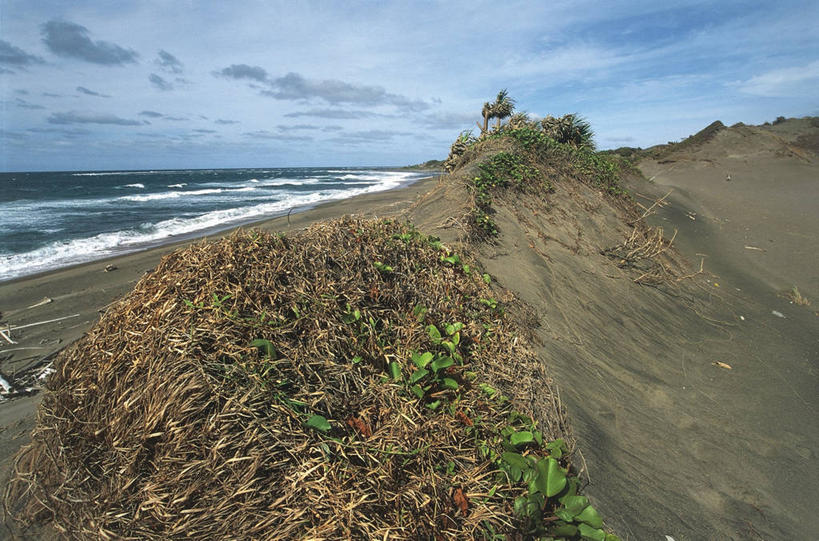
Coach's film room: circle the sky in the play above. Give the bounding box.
[1,0,817,172]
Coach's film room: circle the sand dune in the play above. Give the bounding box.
[1,118,817,538]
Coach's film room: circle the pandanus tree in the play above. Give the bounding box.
[508,111,534,130]
[541,113,595,150]
[480,102,493,133]
[491,89,515,129]
[478,89,516,133]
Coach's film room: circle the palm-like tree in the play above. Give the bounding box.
[508,111,533,130]
[480,102,493,133]
[491,89,515,129]
[541,114,595,149]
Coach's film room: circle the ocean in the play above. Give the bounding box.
[0,167,431,282]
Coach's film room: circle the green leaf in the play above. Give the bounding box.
[510,431,534,447]
[478,383,497,398]
[501,452,529,471]
[578,523,606,541]
[555,507,576,522]
[559,477,579,502]
[410,384,425,399]
[550,523,578,537]
[462,264,471,274]
[451,331,460,346]
[373,261,393,273]
[250,339,276,359]
[388,361,402,381]
[546,438,566,459]
[409,368,429,384]
[533,430,543,447]
[514,496,527,516]
[445,322,464,335]
[545,457,567,497]
[427,324,442,343]
[561,495,590,517]
[482,273,491,284]
[412,304,428,322]
[306,414,331,433]
[442,377,459,390]
[534,457,567,497]
[351,355,363,364]
[430,356,454,373]
[605,535,622,541]
[426,399,442,411]
[442,340,455,354]
[576,505,603,528]
[412,351,434,368]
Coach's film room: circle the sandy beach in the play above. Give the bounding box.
[2,119,817,539]
[0,175,440,528]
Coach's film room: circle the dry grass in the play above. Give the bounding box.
[784,286,810,306]
[602,225,680,285]
[5,217,570,540]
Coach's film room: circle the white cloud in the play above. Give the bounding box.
[737,60,819,97]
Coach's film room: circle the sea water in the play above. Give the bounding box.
[0,167,430,282]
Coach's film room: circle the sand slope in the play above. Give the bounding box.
[2,119,817,539]
[402,123,818,539]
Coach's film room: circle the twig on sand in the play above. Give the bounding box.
[27,298,52,309]
[639,190,673,219]
[0,326,15,345]
[5,314,80,332]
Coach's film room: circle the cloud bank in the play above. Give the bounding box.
[48,111,144,126]
[0,40,45,66]
[216,65,430,111]
[41,20,138,65]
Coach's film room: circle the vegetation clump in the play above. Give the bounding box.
[445,91,629,236]
[6,218,616,540]
[469,150,550,236]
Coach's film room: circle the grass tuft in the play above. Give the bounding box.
[5,218,602,539]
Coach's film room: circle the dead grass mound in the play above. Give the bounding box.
[5,217,571,539]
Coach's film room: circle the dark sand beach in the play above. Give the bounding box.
[0,176,440,538]
[2,119,817,539]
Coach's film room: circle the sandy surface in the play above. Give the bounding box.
[2,119,817,539]
[398,122,818,539]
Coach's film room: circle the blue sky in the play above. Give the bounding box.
[1,0,817,171]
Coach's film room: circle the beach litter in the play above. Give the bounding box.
[712,361,733,370]
[771,310,786,318]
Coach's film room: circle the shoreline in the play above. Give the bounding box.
[0,174,438,395]
[0,171,439,286]
[0,175,441,535]
[0,174,440,288]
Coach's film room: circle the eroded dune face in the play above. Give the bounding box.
[414,122,819,539]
